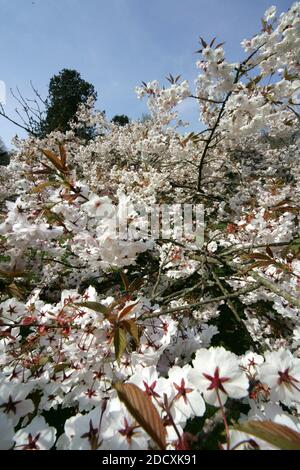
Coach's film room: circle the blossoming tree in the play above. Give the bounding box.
[0,3,300,450]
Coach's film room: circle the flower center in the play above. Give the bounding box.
[0,395,22,415]
[22,433,40,450]
[173,378,193,404]
[119,418,139,444]
[203,366,230,393]
[278,368,300,391]
[143,380,160,398]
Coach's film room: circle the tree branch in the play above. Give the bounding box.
[140,282,260,320]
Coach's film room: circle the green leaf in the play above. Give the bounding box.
[235,420,300,450]
[0,269,28,279]
[38,356,50,367]
[120,271,130,291]
[30,181,58,194]
[74,301,110,316]
[54,362,70,373]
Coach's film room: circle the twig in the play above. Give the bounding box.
[216,255,300,310]
[151,245,172,297]
[0,105,38,136]
[211,269,241,322]
[140,282,260,320]
[42,258,85,270]
[197,43,266,190]
[158,279,203,304]
[249,271,300,310]
[190,94,224,104]
[219,241,291,256]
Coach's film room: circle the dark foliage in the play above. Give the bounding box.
[37,69,97,139]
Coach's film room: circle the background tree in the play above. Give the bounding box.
[139,113,151,123]
[111,114,130,126]
[37,69,97,139]
[0,137,9,165]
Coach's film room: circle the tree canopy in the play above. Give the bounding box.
[111,114,130,126]
[37,69,97,139]
[0,137,9,165]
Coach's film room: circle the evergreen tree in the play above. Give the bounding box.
[37,69,97,139]
[0,137,9,165]
[111,114,130,126]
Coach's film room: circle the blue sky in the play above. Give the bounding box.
[0,0,293,147]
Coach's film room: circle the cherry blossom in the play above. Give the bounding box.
[189,347,249,406]
[0,383,35,426]
[0,413,14,450]
[168,364,206,425]
[13,416,57,450]
[102,400,149,450]
[258,349,300,405]
[61,405,111,450]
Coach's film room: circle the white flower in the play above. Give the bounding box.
[240,351,264,376]
[264,6,276,22]
[82,194,114,218]
[13,416,57,450]
[103,399,148,450]
[189,347,249,406]
[168,364,206,425]
[0,383,35,426]
[292,326,300,348]
[129,365,170,401]
[258,349,300,405]
[64,406,110,450]
[76,384,104,412]
[207,241,218,253]
[0,413,14,449]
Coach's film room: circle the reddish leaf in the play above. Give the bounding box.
[22,316,36,326]
[122,319,140,346]
[235,420,300,450]
[248,260,274,269]
[59,144,67,167]
[41,149,65,171]
[249,252,272,260]
[129,277,144,294]
[0,269,28,279]
[266,246,274,258]
[118,301,139,321]
[166,73,174,84]
[114,382,167,450]
[227,223,238,233]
